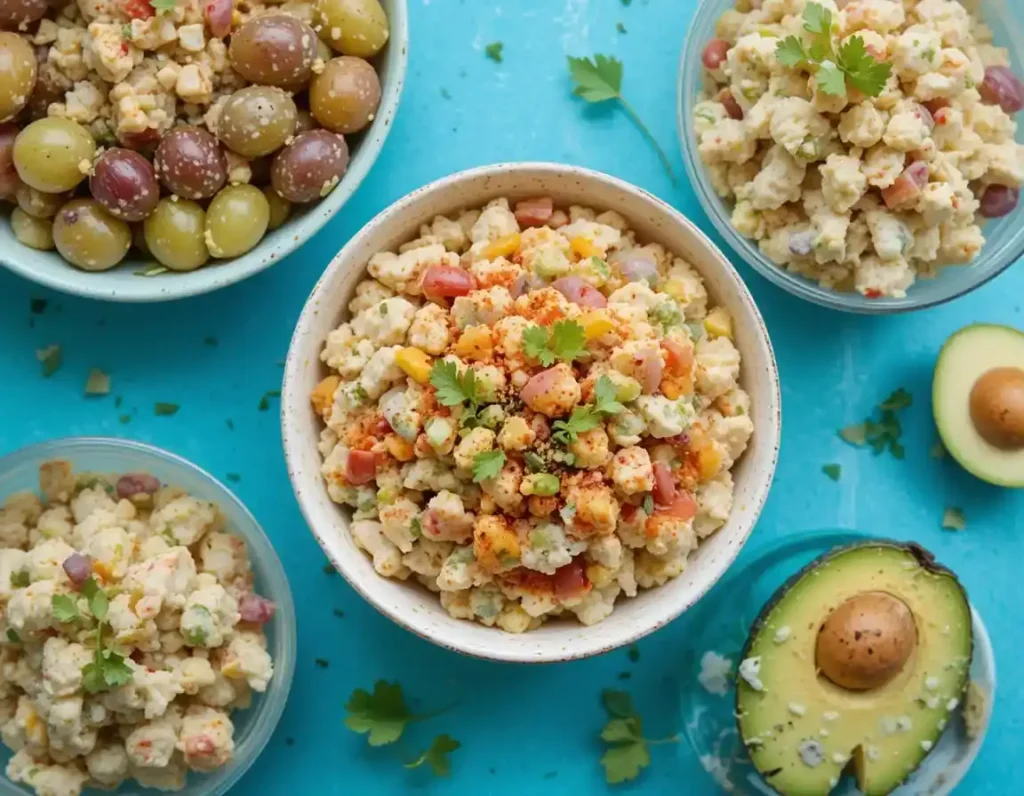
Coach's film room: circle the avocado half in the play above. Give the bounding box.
[735,542,973,796]
[933,323,1024,488]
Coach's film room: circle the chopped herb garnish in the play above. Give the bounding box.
[344,681,419,746]
[567,54,676,183]
[37,344,62,378]
[838,388,912,459]
[9,570,29,588]
[440,87,451,99]
[226,473,241,483]
[114,395,123,408]
[616,21,627,33]
[118,414,132,425]
[942,507,966,531]
[315,658,330,668]
[258,390,281,411]
[822,463,841,481]
[593,376,626,416]
[430,360,480,408]
[472,450,506,483]
[553,407,601,445]
[617,671,632,680]
[286,737,295,747]
[149,0,177,13]
[84,368,110,396]
[524,452,546,473]
[121,22,131,38]
[30,298,47,315]
[154,402,179,417]
[598,690,677,784]
[333,608,345,618]
[930,440,946,459]
[226,419,235,431]
[78,578,132,693]
[523,321,587,366]
[323,564,336,575]
[641,494,654,515]
[6,629,20,643]
[484,41,503,63]
[879,388,912,411]
[627,645,640,663]
[404,734,461,777]
[51,594,80,623]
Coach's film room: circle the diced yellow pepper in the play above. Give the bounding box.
[570,236,601,259]
[453,325,494,361]
[579,310,615,341]
[704,307,734,340]
[395,347,432,384]
[385,435,415,462]
[311,375,340,418]
[586,563,615,589]
[481,233,521,260]
[698,444,723,482]
[663,278,688,302]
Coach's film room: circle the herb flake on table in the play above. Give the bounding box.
[930,440,946,459]
[616,22,627,34]
[315,658,329,668]
[37,345,62,378]
[599,690,677,784]
[154,402,179,417]
[226,473,241,483]
[822,463,841,481]
[332,608,345,618]
[627,645,640,663]
[84,368,110,396]
[567,54,677,184]
[323,563,336,575]
[484,41,503,63]
[30,298,47,315]
[204,336,218,347]
[118,415,132,425]
[404,734,461,777]
[258,389,281,411]
[942,507,966,531]
[838,388,912,459]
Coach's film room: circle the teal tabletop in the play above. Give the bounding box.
[1,0,1022,794]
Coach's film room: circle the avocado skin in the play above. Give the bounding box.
[734,540,973,796]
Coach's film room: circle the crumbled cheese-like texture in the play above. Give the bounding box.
[697,650,733,696]
[694,0,1024,298]
[738,656,764,691]
[314,197,754,632]
[0,463,275,796]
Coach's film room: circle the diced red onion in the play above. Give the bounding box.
[652,462,678,506]
[63,553,92,587]
[980,66,1024,114]
[913,103,934,131]
[514,197,554,227]
[634,349,663,394]
[238,593,276,624]
[611,250,660,286]
[203,0,232,38]
[115,473,161,500]
[550,276,607,308]
[979,184,1020,218]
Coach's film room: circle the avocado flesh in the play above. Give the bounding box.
[933,323,1024,487]
[736,543,972,796]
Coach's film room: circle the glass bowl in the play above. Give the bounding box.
[677,530,995,795]
[0,438,296,796]
[677,0,1024,314]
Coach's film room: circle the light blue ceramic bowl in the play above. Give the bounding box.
[0,438,296,796]
[678,0,1024,314]
[0,0,408,303]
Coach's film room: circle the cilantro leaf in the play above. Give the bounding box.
[802,2,834,62]
[344,681,416,746]
[775,36,807,67]
[879,387,912,412]
[89,588,109,622]
[150,0,177,12]
[593,375,625,416]
[567,54,676,184]
[51,595,80,623]
[553,406,601,445]
[822,463,841,481]
[405,734,461,777]
[838,35,892,97]
[472,451,506,483]
[838,423,867,446]
[154,402,179,417]
[597,689,675,785]
[429,360,478,408]
[523,326,555,366]
[567,54,622,102]
[99,649,133,688]
[815,61,847,97]
[549,321,587,363]
[81,662,107,694]
[942,507,966,531]
[484,41,503,63]
[837,389,911,459]
[601,733,650,785]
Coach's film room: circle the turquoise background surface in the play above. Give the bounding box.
[1,0,1022,793]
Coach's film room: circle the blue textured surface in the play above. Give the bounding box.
[0,0,1022,793]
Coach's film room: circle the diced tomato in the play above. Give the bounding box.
[657,493,697,521]
[864,288,882,299]
[652,462,678,507]
[881,160,929,209]
[121,0,153,19]
[345,450,378,485]
[552,558,590,601]
[373,417,391,436]
[662,338,693,376]
[422,265,475,302]
[621,504,638,522]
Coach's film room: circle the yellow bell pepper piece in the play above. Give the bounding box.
[311,375,340,418]
[579,311,615,341]
[453,325,494,361]
[570,236,601,259]
[395,347,432,384]
[481,233,521,260]
[703,307,734,340]
[662,278,688,302]
[385,435,415,462]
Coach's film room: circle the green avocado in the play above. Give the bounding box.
[735,542,972,796]
[933,323,1024,488]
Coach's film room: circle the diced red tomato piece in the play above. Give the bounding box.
[657,493,697,521]
[121,0,153,19]
[864,288,882,299]
[345,450,378,485]
[652,462,678,507]
[552,558,590,601]
[422,265,475,302]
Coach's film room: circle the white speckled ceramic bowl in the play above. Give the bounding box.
[281,163,782,662]
[0,0,407,303]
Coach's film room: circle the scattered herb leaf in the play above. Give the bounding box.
[930,440,946,459]
[593,376,626,416]
[226,473,241,483]
[553,406,601,445]
[30,298,47,315]
[942,507,966,531]
[154,402,179,417]
[51,595,80,623]
[524,452,546,473]
[118,414,132,425]
[472,450,506,483]
[616,21,627,33]
[332,608,345,618]
[838,388,911,459]
[315,658,329,668]
[344,681,417,746]
[84,368,110,396]
[822,463,841,481]
[567,54,677,183]
[627,645,640,663]
[204,336,218,347]
[323,564,336,575]
[598,690,677,784]
[6,629,19,643]
[484,41,503,63]
[523,321,587,366]
[405,734,461,777]
[37,345,62,378]
[258,390,281,412]
[430,360,479,408]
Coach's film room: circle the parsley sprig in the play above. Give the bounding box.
[838,388,912,458]
[430,360,479,409]
[567,55,677,184]
[404,734,461,777]
[52,577,133,693]
[523,321,587,367]
[553,376,625,445]
[472,450,506,483]
[776,3,891,98]
[599,690,678,784]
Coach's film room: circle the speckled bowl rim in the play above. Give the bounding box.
[281,162,782,663]
[0,0,408,303]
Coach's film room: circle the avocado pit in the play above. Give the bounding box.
[969,366,1024,450]
[816,591,917,691]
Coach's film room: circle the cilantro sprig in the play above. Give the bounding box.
[472,450,506,483]
[567,55,677,184]
[430,360,479,408]
[776,3,891,98]
[52,577,133,693]
[838,388,912,459]
[523,321,587,367]
[599,690,678,784]
[404,734,461,777]
[553,376,626,445]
